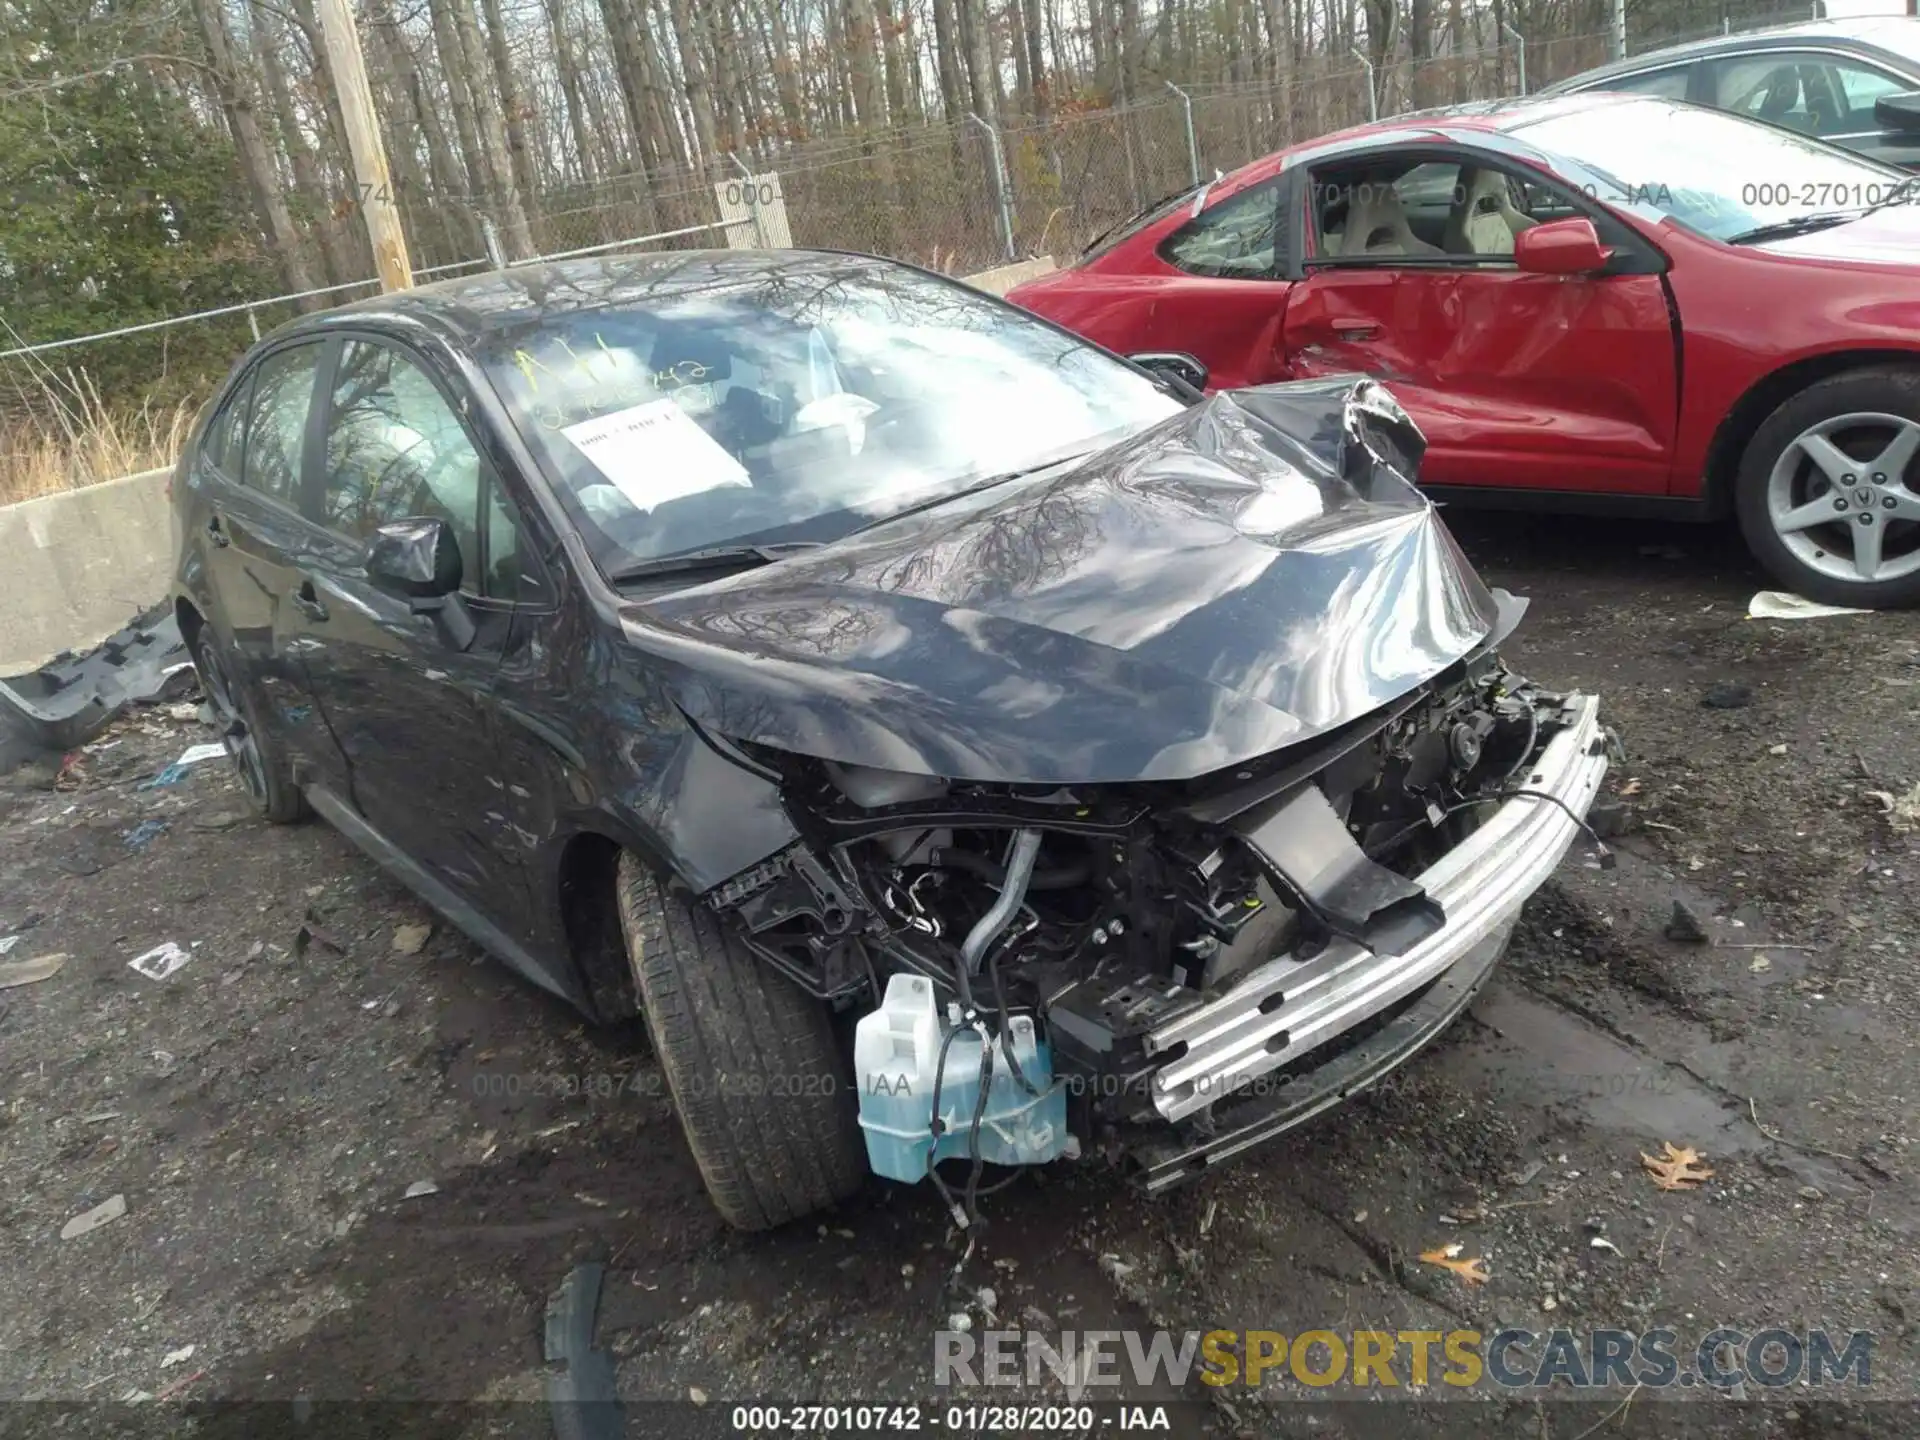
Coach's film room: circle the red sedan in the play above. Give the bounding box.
[1009,92,1920,607]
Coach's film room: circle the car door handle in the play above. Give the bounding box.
[292,580,329,624]
[1330,319,1382,340]
[206,515,231,548]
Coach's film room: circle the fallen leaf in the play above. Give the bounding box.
[391,922,433,956]
[1618,778,1643,796]
[1590,1236,1622,1255]
[160,1345,195,1368]
[402,1180,439,1199]
[1418,1243,1489,1286]
[1749,954,1772,973]
[1641,1141,1714,1191]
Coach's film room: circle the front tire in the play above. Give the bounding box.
[1735,367,1920,608]
[615,853,866,1231]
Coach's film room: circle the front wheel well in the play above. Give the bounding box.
[175,599,204,656]
[557,831,640,1023]
[1703,350,1920,517]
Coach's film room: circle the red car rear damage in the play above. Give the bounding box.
[1009,92,1920,607]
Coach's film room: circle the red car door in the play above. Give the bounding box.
[1280,155,1681,494]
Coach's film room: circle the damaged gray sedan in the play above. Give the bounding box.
[170,251,1611,1230]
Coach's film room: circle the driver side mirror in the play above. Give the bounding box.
[365,516,462,598]
[365,517,475,650]
[1873,90,1920,132]
[1514,217,1613,276]
[1129,351,1210,398]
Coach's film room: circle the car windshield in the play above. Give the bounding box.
[479,262,1180,574]
[1512,97,1906,241]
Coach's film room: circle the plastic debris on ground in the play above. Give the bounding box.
[128,942,192,981]
[0,606,193,753]
[139,742,228,790]
[0,952,68,989]
[123,819,169,851]
[1747,590,1871,621]
[60,1193,128,1240]
[0,935,17,956]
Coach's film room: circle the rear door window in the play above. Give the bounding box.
[241,344,326,507]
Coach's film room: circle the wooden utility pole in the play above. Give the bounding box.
[315,0,414,290]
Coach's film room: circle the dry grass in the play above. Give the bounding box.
[0,369,197,506]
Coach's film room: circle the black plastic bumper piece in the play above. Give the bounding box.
[1123,918,1511,1193]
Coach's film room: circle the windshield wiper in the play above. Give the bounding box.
[1726,210,1861,245]
[607,540,823,585]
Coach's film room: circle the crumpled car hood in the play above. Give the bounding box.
[620,377,1500,784]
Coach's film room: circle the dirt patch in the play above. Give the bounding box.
[1,511,1916,1437]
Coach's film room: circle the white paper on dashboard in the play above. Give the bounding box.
[561,398,751,512]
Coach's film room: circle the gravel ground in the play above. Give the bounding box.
[0,511,1915,1440]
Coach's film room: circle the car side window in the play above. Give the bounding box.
[200,383,251,477]
[1712,52,1906,138]
[240,344,325,507]
[322,341,483,577]
[1310,159,1459,260]
[1596,65,1694,101]
[1158,178,1286,278]
[481,484,547,604]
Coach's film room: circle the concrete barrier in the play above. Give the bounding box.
[0,468,177,675]
[962,256,1058,296]
[0,258,1061,674]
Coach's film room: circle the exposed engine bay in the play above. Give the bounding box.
[706,643,1610,1210]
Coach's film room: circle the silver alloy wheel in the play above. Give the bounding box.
[1767,411,1920,584]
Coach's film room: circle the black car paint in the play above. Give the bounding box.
[172,250,1498,1018]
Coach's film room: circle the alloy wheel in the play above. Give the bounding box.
[1767,412,1920,585]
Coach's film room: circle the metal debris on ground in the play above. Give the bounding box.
[0,952,68,989]
[127,942,192,981]
[1417,1243,1489,1286]
[1641,1142,1715,1191]
[60,1193,128,1240]
[1747,590,1871,621]
[390,922,433,956]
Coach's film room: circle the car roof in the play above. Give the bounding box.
[1192,90,1646,197]
[305,248,895,342]
[1542,15,1920,91]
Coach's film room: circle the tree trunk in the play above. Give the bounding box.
[425,0,486,196]
[481,0,543,213]
[878,0,913,121]
[767,0,807,136]
[1021,0,1048,121]
[845,0,887,127]
[191,0,318,300]
[544,0,598,183]
[451,0,537,255]
[931,0,966,120]
[960,0,996,121]
[665,0,722,175]
[248,0,354,286]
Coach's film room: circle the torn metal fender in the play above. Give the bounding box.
[621,377,1500,785]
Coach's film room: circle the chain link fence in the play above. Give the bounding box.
[0,0,1841,446]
